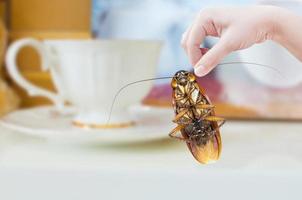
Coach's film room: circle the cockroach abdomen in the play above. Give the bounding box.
[187,133,221,164]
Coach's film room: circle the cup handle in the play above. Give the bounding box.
[5,38,65,111]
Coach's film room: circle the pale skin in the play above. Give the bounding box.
[181,5,302,77]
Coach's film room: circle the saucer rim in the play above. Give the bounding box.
[0,105,173,144]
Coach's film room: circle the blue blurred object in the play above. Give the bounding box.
[92,0,252,77]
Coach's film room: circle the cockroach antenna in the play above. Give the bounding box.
[106,76,173,124]
[217,61,286,79]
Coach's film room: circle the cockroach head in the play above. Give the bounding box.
[171,70,196,88]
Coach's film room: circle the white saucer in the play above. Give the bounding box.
[0,105,175,144]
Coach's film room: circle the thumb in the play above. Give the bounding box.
[194,36,234,77]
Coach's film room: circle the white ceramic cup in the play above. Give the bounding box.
[5,38,161,128]
[238,41,302,88]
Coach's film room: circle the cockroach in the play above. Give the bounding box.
[107,62,284,164]
[169,70,225,164]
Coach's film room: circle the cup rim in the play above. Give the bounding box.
[41,38,163,46]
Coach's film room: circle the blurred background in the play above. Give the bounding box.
[92,0,302,120]
[2,0,302,119]
[0,0,302,200]
[92,0,250,76]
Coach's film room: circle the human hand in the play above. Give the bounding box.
[181,5,282,76]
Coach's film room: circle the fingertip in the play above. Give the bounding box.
[194,65,210,77]
[193,39,230,76]
[193,67,202,77]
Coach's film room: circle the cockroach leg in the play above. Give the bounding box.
[199,104,215,116]
[195,104,215,110]
[204,116,225,124]
[204,116,226,135]
[172,109,189,123]
[187,85,196,95]
[202,117,226,137]
[169,125,187,141]
[217,118,226,128]
[174,96,185,101]
[207,121,225,136]
[193,82,207,95]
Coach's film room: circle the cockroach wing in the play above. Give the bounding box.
[185,130,221,164]
[187,83,222,164]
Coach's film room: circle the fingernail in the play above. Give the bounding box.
[194,65,206,77]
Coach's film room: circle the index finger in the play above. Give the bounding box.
[186,12,218,66]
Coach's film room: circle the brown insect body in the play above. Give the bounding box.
[108,62,281,163]
[169,70,225,164]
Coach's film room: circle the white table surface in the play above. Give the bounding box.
[0,121,302,200]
